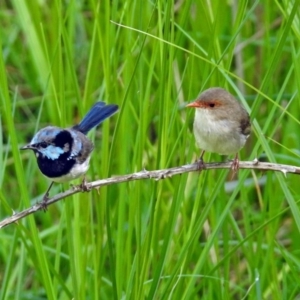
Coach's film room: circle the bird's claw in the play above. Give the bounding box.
[196,158,205,171]
[230,155,240,180]
[80,177,91,192]
[39,182,54,212]
[40,193,50,212]
[231,155,240,172]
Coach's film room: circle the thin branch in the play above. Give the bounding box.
[1,159,299,228]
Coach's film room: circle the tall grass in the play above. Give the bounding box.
[1,0,300,299]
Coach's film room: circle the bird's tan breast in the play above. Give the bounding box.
[193,109,249,155]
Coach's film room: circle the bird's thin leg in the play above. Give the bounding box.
[41,181,54,211]
[231,153,240,172]
[196,150,206,170]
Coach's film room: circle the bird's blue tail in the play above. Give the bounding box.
[73,102,118,134]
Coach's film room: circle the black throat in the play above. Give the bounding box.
[36,130,76,178]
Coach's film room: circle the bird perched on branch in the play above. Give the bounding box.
[21,102,118,208]
[186,87,251,170]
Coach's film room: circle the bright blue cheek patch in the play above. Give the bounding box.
[40,145,64,160]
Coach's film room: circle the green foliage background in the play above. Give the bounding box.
[1,0,300,299]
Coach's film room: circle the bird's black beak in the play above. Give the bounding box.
[20,144,35,151]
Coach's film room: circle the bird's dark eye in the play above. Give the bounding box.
[209,103,215,108]
[39,142,48,148]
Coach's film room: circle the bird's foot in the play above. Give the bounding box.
[230,154,240,180]
[195,150,206,171]
[40,193,50,212]
[39,182,54,212]
[231,154,240,172]
[196,158,206,171]
[80,176,91,192]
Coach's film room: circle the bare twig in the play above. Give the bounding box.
[1,159,299,228]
